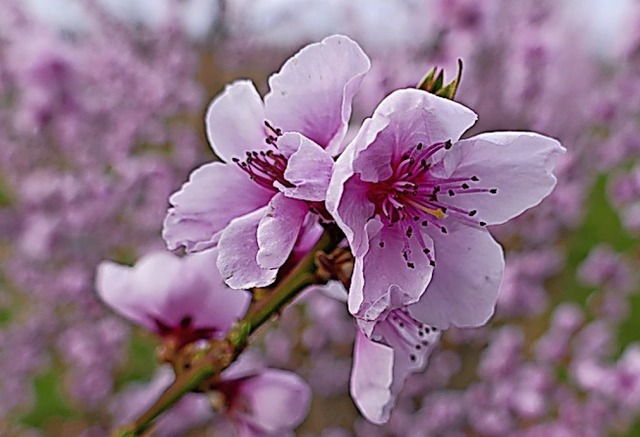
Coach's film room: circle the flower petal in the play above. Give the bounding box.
[352,88,477,183]
[205,80,268,162]
[217,208,278,289]
[327,168,376,258]
[348,218,434,318]
[277,132,334,201]
[353,310,441,424]
[175,249,251,331]
[97,250,251,334]
[409,224,504,329]
[440,132,565,225]
[264,35,371,155]
[350,330,394,424]
[163,162,272,252]
[233,369,312,434]
[96,259,158,331]
[257,193,309,270]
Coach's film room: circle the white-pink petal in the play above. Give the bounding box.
[351,330,394,424]
[233,369,312,434]
[443,131,566,225]
[278,133,334,202]
[264,34,371,156]
[163,162,272,252]
[409,224,505,329]
[217,208,278,289]
[256,193,309,270]
[206,80,268,162]
[348,218,435,318]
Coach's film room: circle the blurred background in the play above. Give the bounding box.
[1,0,640,435]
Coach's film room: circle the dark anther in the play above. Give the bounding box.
[429,260,436,267]
[441,226,448,234]
[416,344,422,350]
[489,188,498,194]
[406,227,413,238]
[410,354,416,362]
[461,183,469,189]
[424,326,431,333]
[471,175,479,181]
[479,221,487,226]
[402,251,409,261]
[444,140,453,150]
[232,157,240,162]
[421,220,429,227]
[422,248,430,254]
[378,241,385,248]
[180,316,192,329]
[448,189,455,196]
[469,210,477,216]
[417,142,423,150]
[413,216,420,221]
[407,262,415,269]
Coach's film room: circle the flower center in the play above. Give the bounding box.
[232,121,293,191]
[373,308,438,363]
[153,315,217,349]
[367,140,498,268]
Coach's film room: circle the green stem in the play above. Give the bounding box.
[112,224,343,437]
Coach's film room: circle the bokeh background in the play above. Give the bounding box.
[1,0,640,435]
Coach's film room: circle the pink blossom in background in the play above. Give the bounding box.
[96,249,250,347]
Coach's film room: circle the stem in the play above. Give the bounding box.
[113,224,343,437]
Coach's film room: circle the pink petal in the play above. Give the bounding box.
[352,88,477,183]
[257,193,309,270]
[409,224,504,329]
[217,208,278,289]
[163,162,272,252]
[264,35,371,155]
[96,260,157,331]
[348,218,435,318]
[96,251,251,334]
[169,249,251,331]
[353,310,441,424]
[326,117,389,252]
[206,80,268,162]
[441,132,565,225]
[277,132,334,201]
[327,169,376,258]
[350,330,394,424]
[233,369,312,434]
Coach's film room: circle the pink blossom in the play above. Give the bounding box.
[163,34,370,289]
[328,88,565,328]
[96,249,250,348]
[351,310,440,424]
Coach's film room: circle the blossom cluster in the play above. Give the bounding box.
[96,34,563,432]
[3,1,640,436]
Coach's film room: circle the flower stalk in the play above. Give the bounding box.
[112,224,343,437]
